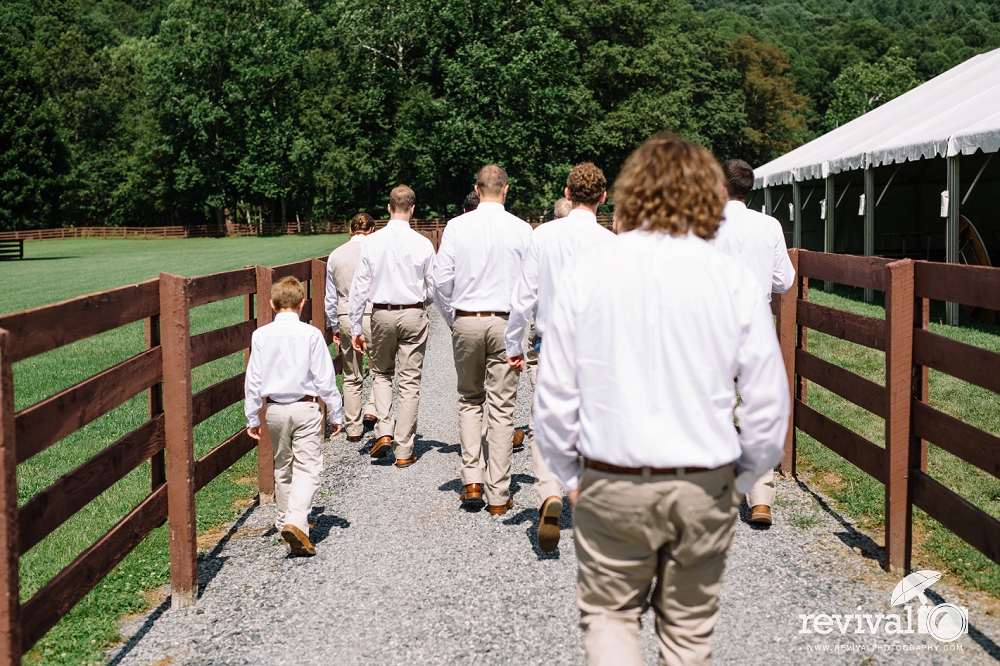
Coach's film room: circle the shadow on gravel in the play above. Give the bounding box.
[308,507,351,545]
[414,435,460,456]
[738,498,771,531]
[504,498,574,560]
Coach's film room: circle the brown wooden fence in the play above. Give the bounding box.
[774,249,1000,575]
[0,256,332,664]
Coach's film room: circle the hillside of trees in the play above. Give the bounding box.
[2,0,999,229]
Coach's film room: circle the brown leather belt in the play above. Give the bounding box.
[372,303,423,311]
[456,310,509,317]
[584,458,725,476]
[266,396,317,404]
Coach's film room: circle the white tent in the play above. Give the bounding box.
[754,48,1000,188]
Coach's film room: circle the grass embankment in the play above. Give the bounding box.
[1,236,346,665]
[797,285,1000,595]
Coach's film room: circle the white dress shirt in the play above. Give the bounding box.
[244,312,343,427]
[534,230,789,493]
[712,200,795,302]
[433,201,532,326]
[348,219,436,335]
[324,234,371,326]
[505,208,615,356]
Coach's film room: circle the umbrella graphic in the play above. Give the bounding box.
[891,570,942,606]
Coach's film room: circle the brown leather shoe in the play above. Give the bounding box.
[280,525,316,556]
[749,504,772,525]
[347,434,361,442]
[459,483,483,502]
[512,429,525,449]
[369,436,392,458]
[537,496,563,552]
[489,498,515,515]
[395,455,417,468]
[362,414,378,430]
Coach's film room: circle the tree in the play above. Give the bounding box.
[824,48,920,129]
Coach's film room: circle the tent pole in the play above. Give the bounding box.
[864,164,875,303]
[946,156,960,325]
[792,181,802,249]
[825,175,835,292]
[764,187,772,215]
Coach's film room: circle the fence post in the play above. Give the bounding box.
[884,259,915,575]
[0,330,21,665]
[311,259,329,341]
[159,273,198,608]
[145,316,166,491]
[255,266,275,504]
[912,297,930,473]
[798,276,809,405]
[777,250,799,475]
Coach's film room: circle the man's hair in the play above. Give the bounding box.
[613,133,726,240]
[272,276,305,311]
[553,198,571,218]
[349,212,375,234]
[721,159,754,200]
[566,162,606,206]
[389,185,416,213]
[476,164,508,198]
[463,190,480,213]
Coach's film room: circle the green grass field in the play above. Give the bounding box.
[799,284,1000,595]
[1,236,347,666]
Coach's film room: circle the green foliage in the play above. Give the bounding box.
[3,0,1000,228]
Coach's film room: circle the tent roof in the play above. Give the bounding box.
[753,48,1000,188]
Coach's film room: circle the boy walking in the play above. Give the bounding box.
[245,277,344,557]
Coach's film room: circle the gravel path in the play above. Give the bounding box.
[108,309,1000,665]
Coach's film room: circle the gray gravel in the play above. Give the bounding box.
[108,308,1000,665]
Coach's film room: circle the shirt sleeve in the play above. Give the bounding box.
[533,264,584,491]
[244,333,264,428]
[505,233,540,357]
[324,258,338,329]
[310,330,343,424]
[733,273,790,493]
[771,223,796,295]
[348,243,373,336]
[432,224,457,326]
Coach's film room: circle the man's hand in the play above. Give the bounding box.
[247,426,261,440]
[352,334,366,354]
[332,331,340,348]
[330,423,342,437]
[567,489,579,507]
[507,354,525,372]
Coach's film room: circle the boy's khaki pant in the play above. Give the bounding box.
[525,334,562,508]
[370,308,428,460]
[338,314,376,438]
[746,469,775,508]
[574,464,739,666]
[265,401,324,536]
[452,314,519,506]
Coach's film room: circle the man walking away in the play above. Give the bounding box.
[713,158,796,526]
[433,164,532,515]
[505,162,614,552]
[535,134,789,665]
[349,185,436,468]
[463,190,480,214]
[326,213,378,442]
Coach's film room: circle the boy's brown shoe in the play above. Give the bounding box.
[512,429,525,450]
[362,414,378,430]
[537,496,563,552]
[369,436,392,458]
[280,525,316,556]
[489,498,515,515]
[749,505,772,525]
[459,483,483,502]
[395,456,417,468]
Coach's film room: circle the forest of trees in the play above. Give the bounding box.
[2,0,999,229]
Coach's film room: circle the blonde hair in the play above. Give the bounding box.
[272,276,305,311]
[476,164,508,198]
[389,185,415,213]
[553,197,572,218]
[612,133,726,239]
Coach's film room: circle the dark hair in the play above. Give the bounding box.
[389,184,416,213]
[566,162,606,206]
[721,159,754,200]
[476,164,508,198]
[349,212,375,234]
[463,190,480,213]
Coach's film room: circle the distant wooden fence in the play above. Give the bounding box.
[774,249,1000,575]
[0,256,334,664]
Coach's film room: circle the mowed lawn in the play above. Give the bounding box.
[797,285,1000,597]
[0,236,347,666]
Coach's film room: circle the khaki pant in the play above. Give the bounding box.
[370,308,428,460]
[266,401,324,536]
[338,314,376,438]
[746,469,775,508]
[574,465,739,666]
[526,335,562,508]
[452,314,519,506]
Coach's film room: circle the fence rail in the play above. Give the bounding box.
[775,249,1000,574]
[0,255,333,664]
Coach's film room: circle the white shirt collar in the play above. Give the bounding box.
[274,311,300,322]
[349,234,365,243]
[724,200,748,214]
[476,201,505,212]
[386,218,411,229]
[565,208,597,223]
